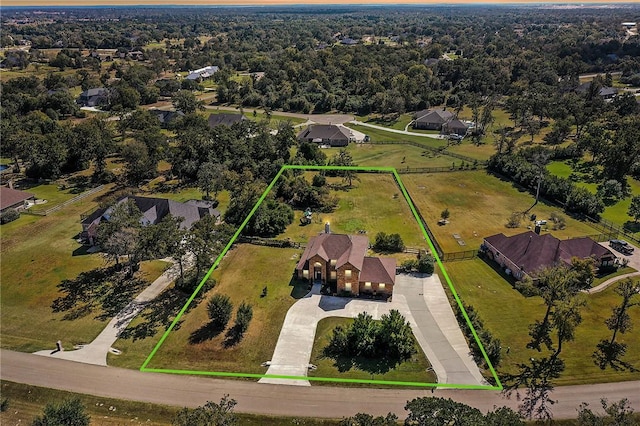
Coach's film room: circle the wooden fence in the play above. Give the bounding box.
[25,185,105,216]
[368,140,488,166]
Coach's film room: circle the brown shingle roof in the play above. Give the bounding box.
[360,257,396,285]
[296,233,368,271]
[1,186,35,211]
[207,113,246,128]
[484,231,615,275]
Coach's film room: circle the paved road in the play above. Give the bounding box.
[2,349,639,420]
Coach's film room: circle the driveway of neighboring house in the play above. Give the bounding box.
[586,241,640,294]
[259,273,485,387]
[34,258,182,366]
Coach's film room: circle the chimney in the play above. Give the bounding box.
[534,225,541,235]
[325,222,331,234]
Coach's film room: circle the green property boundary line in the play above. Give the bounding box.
[140,165,503,390]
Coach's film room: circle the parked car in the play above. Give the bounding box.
[609,239,635,255]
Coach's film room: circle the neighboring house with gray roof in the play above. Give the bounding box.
[297,124,354,147]
[77,88,110,108]
[207,113,247,129]
[150,109,185,128]
[413,109,454,130]
[80,196,220,245]
[296,229,396,298]
[576,82,618,100]
[482,231,616,281]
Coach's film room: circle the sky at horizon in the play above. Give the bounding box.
[2,0,638,7]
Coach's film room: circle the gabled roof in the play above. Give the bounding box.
[360,257,396,285]
[208,113,246,128]
[576,82,618,97]
[1,186,35,210]
[414,109,454,125]
[149,109,185,125]
[296,233,369,272]
[297,124,351,142]
[80,88,108,98]
[186,65,219,80]
[444,118,469,131]
[81,196,219,230]
[484,231,615,275]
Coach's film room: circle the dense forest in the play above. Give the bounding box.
[1,5,639,221]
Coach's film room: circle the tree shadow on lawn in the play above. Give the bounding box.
[189,321,225,345]
[323,352,401,376]
[51,265,149,321]
[118,280,212,342]
[623,221,640,235]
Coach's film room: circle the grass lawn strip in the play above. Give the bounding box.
[140,165,500,389]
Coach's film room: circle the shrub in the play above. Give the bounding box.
[506,212,521,228]
[373,232,405,253]
[417,252,435,274]
[207,294,233,329]
[455,304,501,368]
[0,208,20,224]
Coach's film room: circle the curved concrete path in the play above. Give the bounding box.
[259,273,485,387]
[34,259,180,366]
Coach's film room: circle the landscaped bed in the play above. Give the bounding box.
[308,317,437,387]
[444,258,640,385]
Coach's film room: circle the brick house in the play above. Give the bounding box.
[295,230,396,298]
[482,231,616,280]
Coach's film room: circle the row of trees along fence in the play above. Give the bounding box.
[397,165,479,174]
[25,185,105,216]
[367,140,488,166]
[237,236,305,249]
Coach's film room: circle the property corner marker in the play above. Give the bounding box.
[140,165,502,390]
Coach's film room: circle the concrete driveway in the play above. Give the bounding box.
[259,274,485,387]
[587,241,640,294]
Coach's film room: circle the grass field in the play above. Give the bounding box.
[401,171,600,253]
[0,184,170,353]
[444,258,640,385]
[141,244,309,373]
[547,160,640,238]
[0,381,341,426]
[278,172,428,251]
[309,317,437,386]
[345,143,465,169]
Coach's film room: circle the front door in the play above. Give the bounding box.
[315,269,322,280]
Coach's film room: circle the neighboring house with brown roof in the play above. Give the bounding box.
[297,124,354,147]
[80,196,220,245]
[207,113,247,129]
[482,231,616,280]
[0,186,35,213]
[296,230,396,298]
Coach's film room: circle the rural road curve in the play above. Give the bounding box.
[2,349,639,419]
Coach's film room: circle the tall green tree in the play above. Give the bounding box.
[172,90,204,114]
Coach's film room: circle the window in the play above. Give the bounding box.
[345,282,352,292]
[330,259,336,266]
[330,271,336,280]
[364,282,371,288]
[345,269,352,279]
[303,270,309,278]
[379,283,385,290]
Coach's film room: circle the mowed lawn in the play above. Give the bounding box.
[309,317,437,387]
[344,143,466,169]
[1,184,171,353]
[278,173,427,251]
[144,244,309,374]
[444,259,640,385]
[402,171,601,253]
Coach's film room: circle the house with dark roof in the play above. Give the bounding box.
[77,88,109,108]
[482,231,616,280]
[340,38,358,46]
[297,124,354,147]
[80,196,220,245]
[149,109,185,128]
[207,113,247,129]
[413,109,453,130]
[576,82,618,101]
[296,229,396,298]
[443,118,470,136]
[1,186,35,213]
